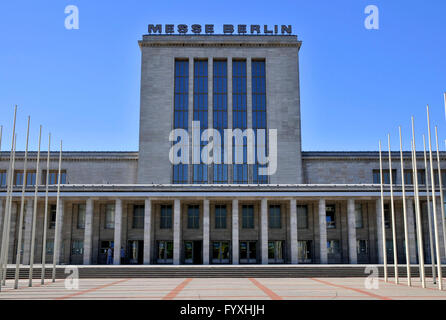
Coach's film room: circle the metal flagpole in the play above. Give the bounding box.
[399,127,411,286]
[14,116,31,289]
[434,126,446,263]
[379,140,388,282]
[388,134,399,283]
[28,125,42,287]
[411,117,426,288]
[426,106,443,290]
[52,140,62,282]
[0,106,17,289]
[2,134,17,286]
[41,133,51,285]
[423,134,437,284]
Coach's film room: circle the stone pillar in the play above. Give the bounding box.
[289,199,298,264]
[83,198,93,265]
[347,199,357,264]
[54,199,64,265]
[113,199,122,265]
[0,199,4,248]
[376,198,384,264]
[22,199,34,264]
[202,199,210,265]
[318,198,327,264]
[232,199,239,264]
[260,198,268,264]
[143,198,152,264]
[406,198,417,263]
[173,199,181,265]
[434,198,446,263]
[8,202,17,263]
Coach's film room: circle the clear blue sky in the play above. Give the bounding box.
[0,0,445,152]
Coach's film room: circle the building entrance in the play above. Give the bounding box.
[212,241,230,264]
[239,241,257,264]
[298,240,313,263]
[157,241,173,264]
[268,241,285,263]
[128,240,144,264]
[184,241,202,264]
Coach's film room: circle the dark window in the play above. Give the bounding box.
[46,240,54,255]
[42,170,67,185]
[355,204,363,229]
[252,60,268,184]
[0,171,6,186]
[403,169,426,185]
[105,204,115,229]
[297,205,308,229]
[373,169,397,184]
[215,205,227,229]
[433,170,446,186]
[269,205,281,229]
[132,205,144,229]
[232,60,248,184]
[49,204,57,229]
[242,205,254,229]
[173,60,189,184]
[193,60,208,184]
[213,60,228,183]
[384,204,390,229]
[326,205,336,229]
[160,205,172,229]
[327,240,340,254]
[14,170,36,186]
[187,205,200,229]
[77,204,85,229]
[357,240,368,255]
[71,240,84,255]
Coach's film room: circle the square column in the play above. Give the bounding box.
[232,199,239,264]
[0,199,4,249]
[347,199,357,264]
[54,199,64,265]
[289,199,298,264]
[173,199,181,265]
[318,198,327,264]
[83,198,93,265]
[113,199,122,265]
[406,198,417,263]
[375,198,384,264]
[260,198,268,264]
[22,199,34,264]
[203,199,210,265]
[143,198,152,264]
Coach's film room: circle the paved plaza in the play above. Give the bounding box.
[0,277,446,300]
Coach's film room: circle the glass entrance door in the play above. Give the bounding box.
[239,241,257,264]
[128,240,144,264]
[297,240,313,263]
[184,241,202,264]
[212,241,230,264]
[268,241,285,263]
[157,241,173,264]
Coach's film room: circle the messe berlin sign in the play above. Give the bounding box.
[147,24,292,35]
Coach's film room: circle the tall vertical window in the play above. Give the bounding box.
[242,205,254,229]
[173,60,189,184]
[193,60,208,184]
[49,204,57,229]
[132,205,144,229]
[214,204,227,229]
[213,60,228,183]
[268,205,281,229]
[105,204,115,229]
[232,60,248,183]
[326,204,336,229]
[355,204,363,229]
[252,60,267,184]
[297,205,308,229]
[187,205,200,229]
[160,205,173,229]
[14,170,36,186]
[77,204,86,229]
[0,170,7,186]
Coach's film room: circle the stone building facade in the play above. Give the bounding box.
[0,33,445,266]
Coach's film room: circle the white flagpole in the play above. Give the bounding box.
[379,140,388,282]
[2,134,17,286]
[28,125,42,287]
[388,134,399,283]
[411,117,426,288]
[399,127,411,286]
[14,116,31,289]
[434,126,446,263]
[52,140,62,282]
[426,105,443,290]
[0,106,17,289]
[41,133,51,285]
[423,134,437,284]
